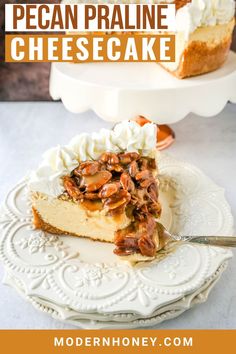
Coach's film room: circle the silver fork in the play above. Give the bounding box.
[156,222,236,248]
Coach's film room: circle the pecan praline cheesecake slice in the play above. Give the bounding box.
[29,121,165,262]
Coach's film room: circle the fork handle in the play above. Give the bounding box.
[187,236,236,247]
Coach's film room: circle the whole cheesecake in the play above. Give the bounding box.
[162,0,235,78]
[29,121,166,262]
[62,0,235,78]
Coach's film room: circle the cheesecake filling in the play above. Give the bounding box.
[62,151,161,257]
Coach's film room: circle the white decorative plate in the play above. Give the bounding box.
[50,52,236,122]
[3,262,227,328]
[0,153,234,323]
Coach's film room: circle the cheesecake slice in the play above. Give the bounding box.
[29,121,165,262]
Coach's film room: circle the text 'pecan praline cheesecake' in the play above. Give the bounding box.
[29,122,167,262]
[62,0,235,78]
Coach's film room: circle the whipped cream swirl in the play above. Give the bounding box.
[29,121,157,197]
[29,146,79,197]
[176,0,235,39]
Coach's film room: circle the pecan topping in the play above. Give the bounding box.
[114,217,157,257]
[63,151,161,258]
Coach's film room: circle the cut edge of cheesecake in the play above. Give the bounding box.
[31,191,131,243]
[32,205,161,263]
[32,206,168,264]
[161,19,235,79]
[31,188,163,263]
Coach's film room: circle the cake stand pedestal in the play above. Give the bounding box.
[50,51,236,148]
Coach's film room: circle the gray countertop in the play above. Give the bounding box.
[0,101,235,329]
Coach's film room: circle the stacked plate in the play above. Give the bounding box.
[0,154,234,328]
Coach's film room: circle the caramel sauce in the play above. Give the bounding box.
[81,200,103,212]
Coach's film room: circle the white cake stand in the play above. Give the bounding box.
[50,51,236,122]
[50,51,236,148]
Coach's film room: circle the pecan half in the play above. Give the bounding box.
[138,157,156,171]
[135,169,151,181]
[106,164,123,173]
[73,167,81,177]
[83,192,100,200]
[119,152,140,164]
[148,158,156,170]
[128,160,138,177]
[104,190,131,210]
[140,178,155,188]
[63,176,82,200]
[115,236,138,250]
[139,158,148,171]
[108,204,127,216]
[80,161,100,176]
[147,182,158,202]
[83,171,112,192]
[114,215,158,257]
[120,172,135,192]
[138,235,156,257]
[98,182,119,198]
[148,201,162,216]
[100,152,119,165]
[114,224,139,254]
